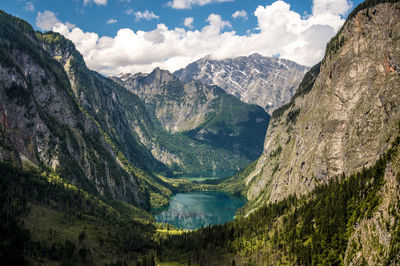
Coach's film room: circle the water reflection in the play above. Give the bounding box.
[155,191,246,230]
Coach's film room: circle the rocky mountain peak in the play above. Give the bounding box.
[248,53,262,59]
[174,54,309,114]
[148,67,176,82]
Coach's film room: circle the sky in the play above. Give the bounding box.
[1,0,363,76]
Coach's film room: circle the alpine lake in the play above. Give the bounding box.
[154,172,246,230]
[153,172,247,230]
[154,191,246,230]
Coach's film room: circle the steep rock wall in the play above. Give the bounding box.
[245,2,400,210]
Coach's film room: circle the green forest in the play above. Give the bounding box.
[1,123,399,265]
[0,162,156,265]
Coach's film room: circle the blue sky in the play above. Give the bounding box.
[1,0,365,75]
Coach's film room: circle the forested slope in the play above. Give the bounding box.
[158,122,400,265]
[156,1,400,264]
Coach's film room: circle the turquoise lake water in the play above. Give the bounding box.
[155,191,246,230]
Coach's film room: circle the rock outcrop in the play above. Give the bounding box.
[174,54,309,113]
[245,1,400,210]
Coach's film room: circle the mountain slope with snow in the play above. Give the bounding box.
[174,54,309,114]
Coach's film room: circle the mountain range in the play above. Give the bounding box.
[1,0,400,264]
[112,69,269,177]
[174,53,309,113]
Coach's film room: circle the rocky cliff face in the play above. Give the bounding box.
[112,69,269,176]
[174,54,309,113]
[0,11,172,209]
[115,69,225,133]
[38,32,167,173]
[244,1,400,209]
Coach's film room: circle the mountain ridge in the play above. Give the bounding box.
[112,68,270,176]
[174,53,309,113]
[0,10,176,209]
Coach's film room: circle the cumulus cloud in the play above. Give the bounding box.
[24,2,35,12]
[134,10,159,22]
[65,22,76,29]
[106,18,117,24]
[184,17,194,29]
[36,11,60,31]
[313,0,352,16]
[168,0,233,9]
[36,11,75,31]
[144,25,167,44]
[84,0,108,6]
[232,10,247,20]
[47,0,351,76]
[53,23,99,56]
[204,13,231,33]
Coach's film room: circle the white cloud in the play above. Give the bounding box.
[232,10,247,20]
[106,18,117,24]
[84,0,108,6]
[36,11,60,31]
[204,13,231,34]
[65,22,76,29]
[313,0,352,16]
[167,0,233,9]
[49,0,351,76]
[184,17,194,29]
[53,23,99,56]
[125,8,134,15]
[93,0,107,6]
[134,10,159,22]
[24,2,35,12]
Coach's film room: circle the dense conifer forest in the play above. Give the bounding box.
[156,124,400,265]
[0,163,156,264]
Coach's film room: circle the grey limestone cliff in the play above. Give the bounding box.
[174,54,309,114]
[245,1,400,210]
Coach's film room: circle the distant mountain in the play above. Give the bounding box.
[112,69,270,176]
[174,54,309,114]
